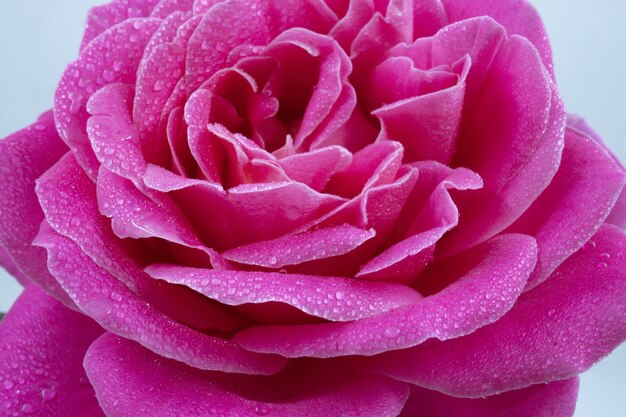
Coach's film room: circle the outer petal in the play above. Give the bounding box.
[442,0,555,79]
[0,245,29,287]
[235,234,537,357]
[509,126,626,289]
[145,264,421,322]
[55,18,161,179]
[399,378,579,417]
[84,333,409,417]
[34,224,285,376]
[0,112,74,305]
[364,224,626,398]
[0,285,104,417]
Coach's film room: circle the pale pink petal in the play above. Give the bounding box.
[442,0,555,79]
[80,0,160,51]
[146,264,421,322]
[222,224,375,268]
[509,126,625,289]
[364,224,626,398]
[34,225,285,376]
[192,0,224,14]
[399,378,579,417]
[36,153,243,331]
[235,234,537,357]
[84,333,409,417]
[55,18,161,179]
[0,285,104,417]
[0,112,74,305]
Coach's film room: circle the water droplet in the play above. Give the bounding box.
[596,262,608,269]
[21,403,34,414]
[582,241,596,251]
[69,92,83,114]
[384,326,400,338]
[253,404,270,415]
[112,399,120,407]
[268,256,277,265]
[112,61,123,71]
[153,80,165,92]
[335,291,345,300]
[110,292,122,302]
[103,69,116,82]
[34,124,46,131]
[285,205,301,220]
[201,40,211,50]
[547,309,556,317]
[41,388,56,401]
[2,380,14,390]
[599,252,611,260]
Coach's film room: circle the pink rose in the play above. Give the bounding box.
[1,0,625,416]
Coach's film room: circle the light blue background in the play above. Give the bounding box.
[0,2,624,416]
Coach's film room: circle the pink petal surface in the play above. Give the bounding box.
[36,153,244,331]
[146,264,421,322]
[399,378,579,417]
[0,285,104,417]
[87,83,148,181]
[0,112,74,306]
[84,333,409,417]
[442,0,555,79]
[222,224,375,268]
[34,224,285,376]
[55,18,161,179]
[279,145,352,191]
[567,115,626,229]
[235,234,537,357]
[80,0,160,51]
[509,126,625,289]
[151,0,194,17]
[364,224,626,398]
[0,246,29,287]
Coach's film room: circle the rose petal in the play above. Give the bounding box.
[87,83,148,181]
[84,333,409,417]
[55,18,161,179]
[279,145,352,191]
[399,378,579,417]
[222,224,375,268]
[442,0,555,79]
[36,153,243,331]
[0,285,104,417]
[0,112,74,306]
[34,225,285,376]
[235,233,537,357]
[80,0,160,51]
[151,0,194,17]
[508,126,625,289]
[0,245,29,286]
[145,264,421,322]
[364,224,626,398]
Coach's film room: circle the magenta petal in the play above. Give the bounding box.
[365,224,626,397]
[80,0,160,51]
[151,0,194,17]
[235,234,536,357]
[146,264,421,322]
[0,285,104,417]
[222,224,375,268]
[0,246,29,286]
[509,126,625,289]
[442,0,555,79]
[55,18,161,179]
[0,112,75,306]
[400,378,579,417]
[34,225,285,376]
[36,153,243,331]
[280,145,352,191]
[84,333,409,417]
[87,83,148,181]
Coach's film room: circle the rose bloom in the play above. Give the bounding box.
[1,0,625,416]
